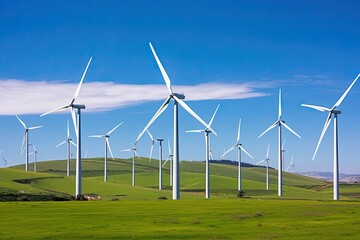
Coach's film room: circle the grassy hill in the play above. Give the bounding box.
[2,157,359,201]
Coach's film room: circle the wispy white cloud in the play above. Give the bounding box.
[0,79,271,115]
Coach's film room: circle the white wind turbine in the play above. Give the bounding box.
[186,104,219,199]
[258,89,301,197]
[56,120,77,176]
[16,115,43,172]
[221,119,253,192]
[286,156,294,173]
[89,122,123,182]
[29,144,38,172]
[146,130,164,190]
[41,57,92,197]
[162,140,173,186]
[122,145,139,186]
[281,139,286,171]
[134,42,212,200]
[257,144,270,190]
[301,74,360,200]
[3,157,7,167]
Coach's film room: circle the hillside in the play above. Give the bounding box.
[1,157,359,201]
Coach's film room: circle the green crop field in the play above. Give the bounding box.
[1,158,360,239]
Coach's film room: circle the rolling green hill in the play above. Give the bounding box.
[1,157,358,201]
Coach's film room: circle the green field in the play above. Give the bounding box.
[1,158,360,239]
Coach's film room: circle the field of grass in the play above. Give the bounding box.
[1,199,360,239]
[1,158,360,239]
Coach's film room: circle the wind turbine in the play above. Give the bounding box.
[89,122,123,182]
[146,130,164,190]
[258,89,301,197]
[3,157,7,167]
[56,120,77,176]
[221,119,253,192]
[186,104,219,199]
[134,43,212,200]
[286,156,294,173]
[301,74,360,200]
[16,115,43,171]
[257,144,270,190]
[41,57,92,197]
[122,145,139,186]
[29,144,38,172]
[162,140,173,186]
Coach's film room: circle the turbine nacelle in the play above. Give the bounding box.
[172,93,185,99]
[71,104,86,109]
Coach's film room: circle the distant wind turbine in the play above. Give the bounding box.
[41,57,92,197]
[257,144,270,190]
[122,145,139,186]
[134,43,212,200]
[29,144,38,172]
[281,139,286,171]
[3,157,7,167]
[162,140,173,186]
[186,104,219,199]
[221,119,253,192]
[89,122,123,182]
[146,130,164,190]
[16,115,43,172]
[286,156,294,173]
[56,120,77,176]
[258,89,301,197]
[301,74,360,200]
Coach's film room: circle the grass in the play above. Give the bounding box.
[0,199,360,239]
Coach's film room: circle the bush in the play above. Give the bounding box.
[75,194,88,201]
[158,196,168,200]
[17,196,30,201]
[110,198,119,201]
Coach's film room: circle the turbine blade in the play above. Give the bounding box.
[237,118,241,142]
[89,135,103,138]
[134,150,140,158]
[208,104,220,128]
[282,122,301,138]
[149,42,173,94]
[258,121,278,139]
[146,130,154,141]
[56,140,67,148]
[173,95,214,133]
[70,140,77,147]
[162,158,169,168]
[107,122,123,135]
[67,120,70,138]
[122,149,132,152]
[106,138,115,160]
[333,73,360,109]
[185,130,203,133]
[220,145,237,158]
[256,159,266,165]
[71,108,77,136]
[266,144,270,158]
[135,96,171,144]
[312,112,332,160]
[282,139,286,150]
[28,125,43,130]
[20,134,25,156]
[239,145,254,159]
[71,57,92,104]
[168,140,172,155]
[301,104,330,112]
[16,115,27,129]
[149,142,154,162]
[40,104,69,117]
[278,89,282,120]
[285,164,291,172]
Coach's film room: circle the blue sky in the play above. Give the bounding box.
[0,0,360,174]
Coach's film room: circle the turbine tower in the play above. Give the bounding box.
[41,57,92,197]
[56,120,77,176]
[146,130,164,190]
[221,119,253,192]
[89,122,123,182]
[257,144,270,190]
[134,43,211,200]
[258,89,301,197]
[16,115,43,171]
[302,74,360,200]
[122,146,139,186]
[186,104,219,199]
